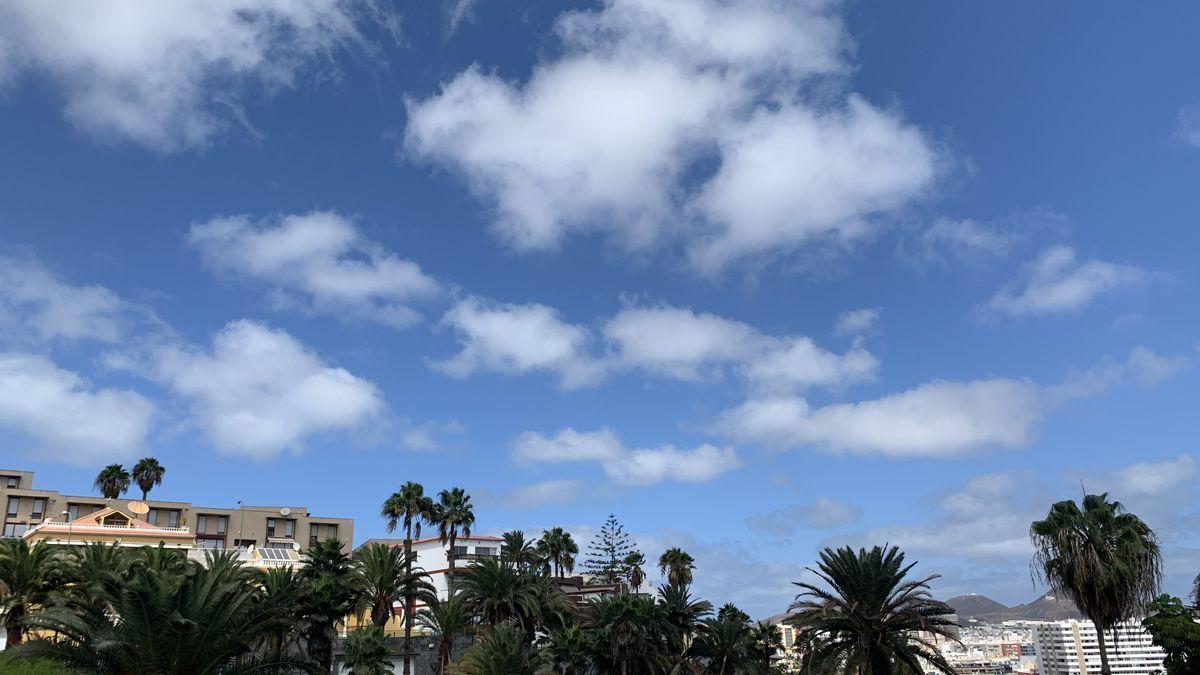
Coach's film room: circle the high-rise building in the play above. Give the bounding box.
[1032,619,1165,675]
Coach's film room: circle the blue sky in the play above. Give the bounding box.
[1,0,1198,617]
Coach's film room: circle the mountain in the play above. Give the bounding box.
[1005,592,1083,621]
[946,594,1010,619]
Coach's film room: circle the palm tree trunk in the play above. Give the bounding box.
[1094,619,1113,675]
[448,527,457,592]
[404,518,414,675]
[6,622,22,647]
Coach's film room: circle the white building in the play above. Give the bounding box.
[359,534,504,600]
[1032,619,1165,675]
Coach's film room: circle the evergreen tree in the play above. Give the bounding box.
[582,514,638,584]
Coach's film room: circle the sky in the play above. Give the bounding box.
[1,0,1198,618]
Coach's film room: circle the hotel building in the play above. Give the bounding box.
[1032,619,1165,675]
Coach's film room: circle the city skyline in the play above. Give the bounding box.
[1,0,1198,619]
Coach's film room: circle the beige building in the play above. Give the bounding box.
[1,469,352,554]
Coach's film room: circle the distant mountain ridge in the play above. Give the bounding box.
[946,592,1083,623]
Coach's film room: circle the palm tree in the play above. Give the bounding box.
[1193,572,1200,607]
[788,545,959,675]
[1031,493,1163,675]
[417,591,474,674]
[749,621,784,673]
[343,625,395,675]
[695,609,752,675]
[458,623,545,675]
[7,550,310,672]
[658,582,713,668]
[0,539,57,646]
[537,527,579,578]
[458,557,543,627]
[658,547,695,586]
[380,481,436,675]
[93,464,130,500]
[504,530,538,572]
[356,542,408,627]
[625,551,646,594]
[541,624,590,675]
[586,592,671,675]
[130,457,165,501]
[297,539,363,672]
[436,487,475,587]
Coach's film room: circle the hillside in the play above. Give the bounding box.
[1005,592,1083,621]
[946,594,1010,619]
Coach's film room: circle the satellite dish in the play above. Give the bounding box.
[279,507,291,517]
[127,500,150,515]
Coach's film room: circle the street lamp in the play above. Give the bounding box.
[60,510,72,546]
[236,500,245,548]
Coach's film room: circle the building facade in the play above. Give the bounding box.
[1032,620,1166,675]
[1,469,352,553]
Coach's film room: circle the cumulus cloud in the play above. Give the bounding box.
[0,0,378,151]
[0,253,134,344]
[907,218,1019,268]
[433,298,877,392]
[746,496,860,535]
[1108,455,1196,497]
[405,0,937,272]
[129,320,384,457]
[1047,345,1193,403]
[0,352,155,465]
[1176,105,1200,148]
[190,211,440,329]
[987,245,1146,316]
[505,479,588,509]
[431,297,604,389]
[833,307,880,336]
[715,378,1043,457]
[511,427,741,486]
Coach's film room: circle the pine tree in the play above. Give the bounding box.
[582,513,639,584]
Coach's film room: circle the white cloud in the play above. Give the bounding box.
[1047,346,1193,403]
[987,245,1146,316]
[0,352,155,465]
[432,297,604,389]
[909,218,1018,267]
[1110,455,1196,497]
[190,211,440,329]
[746,496,860,534]
[0,254,131,344]
[505,479,587,509]
[433,298,877,392]
[133,320,383,457]
[510,427,741,486]
[1176,105,1200,148]
[715,378,1043,457]
[0,0,377,151]
[405,0,936,272]
[834,307,880,336]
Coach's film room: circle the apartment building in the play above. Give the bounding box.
[359,534,504,599]
[1,469,352,553]
[1032,619,1166,675]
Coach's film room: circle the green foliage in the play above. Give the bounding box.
[1031,493,1163,675]
[583,514,638,584]
[789,545,960,675]
[457,623,545,675]
[1142,595,1200,675]
[0,656,66,675]
[536,527,579,579]
[92,463,130,500]
[658,547,695,586]
[343,625,394,675]
[417,591,475,674]
[0,539,59,647]
[435,487,476,583]
[298,539,364,671]
[625,552,646,593]
[130,457,165,501]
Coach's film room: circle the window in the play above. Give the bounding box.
[197,515,208,534]
[198,538,223,549]
[3,522,27,537]
[167,510,180,528]
[452,545,468,556]
[283,519,295,538]
[216,516,227,535]
[309,523,318,546]
[6,497,17,518]
[474,546,497,557]
[146,508,157,525]
[3,475,17,488]
[266,518,276,537]
[68,504,80,521]
[30,498,45,520]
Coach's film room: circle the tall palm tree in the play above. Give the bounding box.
[130,457,165,501]
[0,539,57,646]
[356,542,408,627]
[298,539,363,672]
[93,464,130,500]
[749,621,784,673]
[458,557,543,627]
[7,550,310,673]
[788,545,959,675]
[504,530,538,572]
[625,551,646,594]
[537,527,579,578]
[586,592,671,675]
[417,591,474,674]
[658,547,695,586]
[658,582,713,668]
[343,625,394,675]
[541,623,590,675]
[695,610,752,675]
[1031,493,1163,675]
[436,487,475,588]
[380,481,436,675]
